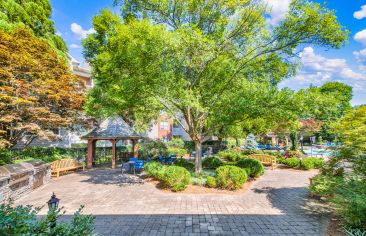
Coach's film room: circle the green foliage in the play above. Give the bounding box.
[333,106,366,154]
[282,158,300,168]
[174,158,194,171]
[138,141,168,159]
[202,156,223,169]
[236,158,265,178]
[84,0,347,172]
[206,176,216,188]
[284,150,303,158]
[332,179,366,229]
[162,166,191,192]
[215,166,247,190]
[0,149,12,165]
[144,161,164,178]
[301,158,324,170]
[218,151,240,162]
[289,132,299,151]
[0,0,67,56]
[0,204,94,235]
[167,147,187,157]
[309,174,343,197]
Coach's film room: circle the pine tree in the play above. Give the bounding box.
[245,133,258,151]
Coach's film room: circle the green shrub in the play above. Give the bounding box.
[236,158,264,177]
[215,166,247,190]
[145,161,164,177]
[174,158,194,171]
[309,174,343,197]
[138,141,168,159]
[162,166,190,192]
[0,149,13,166]
[301,158,324,170]
[202,156,223,169]
[167,147,187,157]
[284,150,303,158]
[218,151,240,161]
[332,179,366,229]
[282,158,300,168]
[0,204,94,235]
[206,176,216,188]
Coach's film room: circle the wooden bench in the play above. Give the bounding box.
[248,154,276,170]
[51,159,84,178]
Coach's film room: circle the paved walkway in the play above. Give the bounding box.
[16,168,330,235]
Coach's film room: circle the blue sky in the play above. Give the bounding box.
[50,0,366,105]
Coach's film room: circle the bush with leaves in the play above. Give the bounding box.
[174,158,194,171]
[282,158,300,168]
[0,149,13,166]
[301,158,324,170]
[0,204,94,235]
[215,166,247,190]
[167,147,187,157]
[145,161,163,177]
[202,156,223,169]
[333,179,366,229]
[161,166,191,192]
[236,158,264,178]
[218,151,240,161]
[284,150,303,158]
[206,176,216,188]
[138,141,168,159]
[309,174,344,197]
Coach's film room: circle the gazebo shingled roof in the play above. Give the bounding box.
[82,116,144,169]
[82,115,143,140]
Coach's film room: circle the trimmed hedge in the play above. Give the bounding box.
[161,166,191,192]
[218,151,240,161]
[206,176,216,188]
[215,166,247,190]
[282,158,300,168]
[236,158,264,177]
[202,156,223,169]
[301,158,324,170]
[174,158,194,171]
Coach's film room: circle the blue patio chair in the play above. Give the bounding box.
[275,144,280,149]
[165,156,176,165]
[257,144,264,149]
[159,155,164,163]
[265,144,271,150]
[129,157,138,162]
[133,160,144,174]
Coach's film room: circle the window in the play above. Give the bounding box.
[160,121,170,130]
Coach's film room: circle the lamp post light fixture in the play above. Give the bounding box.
[47,192,60,211]
[47,192,60,231]
[299,135,304,153]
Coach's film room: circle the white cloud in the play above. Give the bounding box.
[354,48,366,71]
[354,5,366,20]
[298,47,366,81]
[354,29,366,45]
[264,0,291,25]
[56,31,62,36]
[70,23,95,39]
[70,44,81,49]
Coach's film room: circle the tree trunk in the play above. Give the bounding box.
[194,141,202,173]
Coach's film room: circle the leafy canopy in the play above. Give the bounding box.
[83,0,347,172]
[0,0,67,56]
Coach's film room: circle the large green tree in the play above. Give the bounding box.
[83,0,347,172]
[0,0,67,56]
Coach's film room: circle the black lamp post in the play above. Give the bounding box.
[47,192,60,231]
[47,192,60,210]
[299,135,304,153]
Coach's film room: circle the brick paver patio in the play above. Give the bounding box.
[15,168,330,235]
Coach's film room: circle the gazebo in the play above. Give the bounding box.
[82,116,144,169]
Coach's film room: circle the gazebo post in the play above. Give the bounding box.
[111,139,117,168]
[87,139,94,169]
[132,139,139,158]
